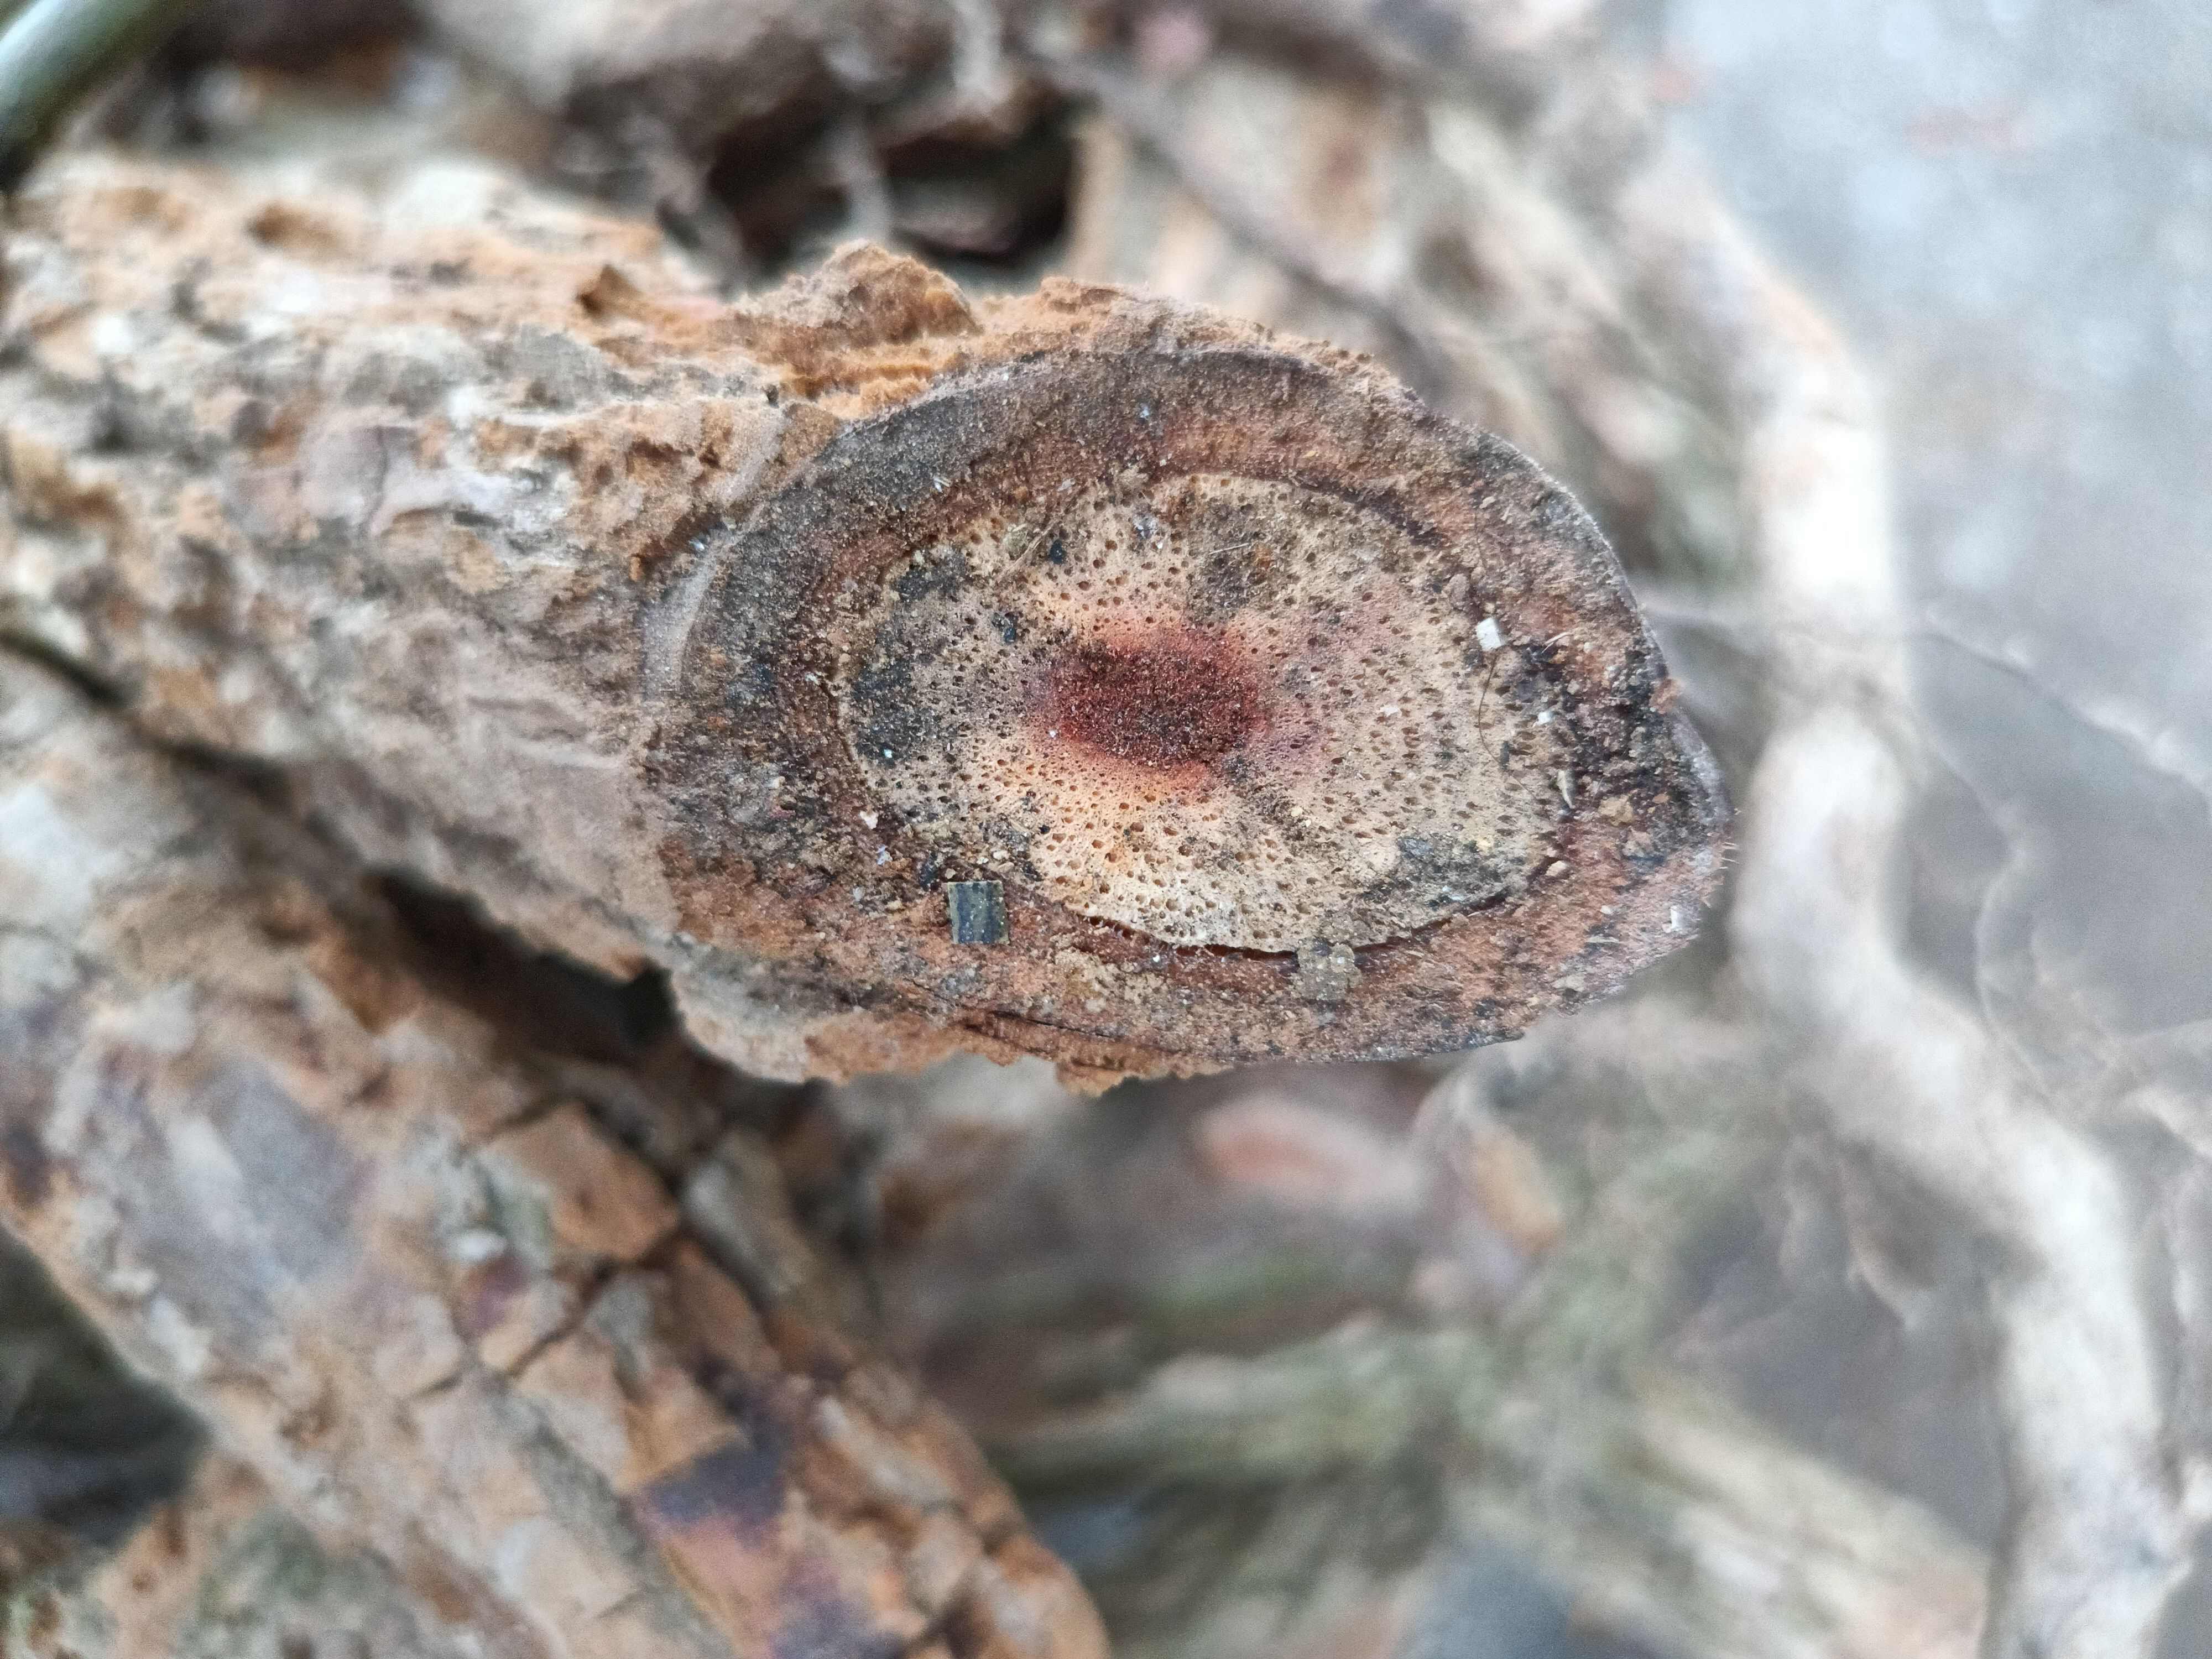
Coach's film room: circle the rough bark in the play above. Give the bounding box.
[0,150,1725,1088]
[1,6,2190,1657]
[12,1455,482,1658]
[0,650,1107,1659]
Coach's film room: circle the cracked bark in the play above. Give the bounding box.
[0,650,1105,1659]
[12,1454,479,1658]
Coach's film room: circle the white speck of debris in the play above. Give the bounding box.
[876,846,891,865]
[852,886,867,902]
[1556,770,1575,808]
[1668,905,1685,933]
[802,671,820,684]
[450,1229,506,1266]
[1047,728,1059,739]
[768,775,782,791]
[1138,403,1153,421]
[881,747,894,760]
[1546,860,1569,879]
[1380,705,1400,717]
[1475,616,1505,654]
[105,1262,158,1298]
[932,474,948,492]
[1535,709,1554,725]
[1601,905,1616,916]
[689,536,707,553]
[91,313,134,358]
[859,811,878,829]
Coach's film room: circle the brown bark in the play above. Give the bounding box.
[14,1455,482,1658]
[0,651,1105,1659]
[0,150,1725,1088]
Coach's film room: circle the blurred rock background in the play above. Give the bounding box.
[1628,4,2212,1639]
[1627,0,2212,1041]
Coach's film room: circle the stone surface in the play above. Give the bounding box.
[1614,4,2212,1650]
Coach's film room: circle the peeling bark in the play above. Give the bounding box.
[0,651,1106,1659]
[0,151,1725,1087]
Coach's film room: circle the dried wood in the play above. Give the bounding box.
[0,150,1725,1088]
[0,651,1107,1659]
[6,7,2169,1655]
[14,1455,480,1658]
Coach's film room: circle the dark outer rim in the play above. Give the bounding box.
[646,345,1728,1069]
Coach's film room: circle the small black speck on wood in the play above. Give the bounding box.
[947,880,1009,945]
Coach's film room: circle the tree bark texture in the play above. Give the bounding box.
[0,150,1725,1087]
[12,1454,479,1658]
[0,651,1107,1659]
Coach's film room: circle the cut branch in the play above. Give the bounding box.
[0,150,1725,1087]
